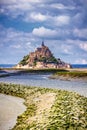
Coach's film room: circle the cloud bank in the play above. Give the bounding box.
[0,0,87,64]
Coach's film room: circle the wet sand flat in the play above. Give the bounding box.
[0,94,26,130]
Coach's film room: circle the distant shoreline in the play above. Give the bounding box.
[0,64,87,69]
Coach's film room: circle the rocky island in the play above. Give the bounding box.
[16,42,71,69]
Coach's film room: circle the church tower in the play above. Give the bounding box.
[42,40,45,47]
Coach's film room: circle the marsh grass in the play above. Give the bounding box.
[47,91,87,130]
[0,83,87,130]
[54,71,87,78]
[50,71,87,81]
[0,68,67,72]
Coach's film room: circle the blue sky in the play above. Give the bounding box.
[0,0,87,64]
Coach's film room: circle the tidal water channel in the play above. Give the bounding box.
[0,72,87,97]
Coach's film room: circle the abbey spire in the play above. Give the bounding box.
[42,40,45,47]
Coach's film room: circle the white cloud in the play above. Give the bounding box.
[81,59,87,64]
[32,26,58,38]
[26,42,31,46]
[51,3,75,10]
[0,1,35,18]
[0,0,17,4]
[10,44,21,49]
[66,39,87,50]
[0,0,41,4]
[25,42,36,50]
[73,13,81,21]
[80,43,87,51]
[0,8,5,13]
[29,12,47,22]
[0,0,70,27]
[75,59,87,64]
[61,44,73,55]
[12,3,33,11]
[0,25,35,49]
[0,25,40,63]
[18,0,43,3]
[24,12,70,26]
[32,26,73,39]
[54,15,70,26]
[73,28,87,39]
[2,3,33,16]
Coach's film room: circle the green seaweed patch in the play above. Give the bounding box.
[53,71,87,78]
[47,90,87,130]
[13,104,37,130]
[18,68,68,74]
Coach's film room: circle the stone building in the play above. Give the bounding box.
[16,41,71,69]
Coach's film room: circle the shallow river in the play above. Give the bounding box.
[0,73,87,97]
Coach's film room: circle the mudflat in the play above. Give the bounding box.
[0,94,26,130]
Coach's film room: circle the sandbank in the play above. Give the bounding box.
[0,94,26,130]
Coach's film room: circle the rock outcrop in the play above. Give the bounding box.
[16,42,71,69]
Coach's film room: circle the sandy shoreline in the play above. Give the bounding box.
[0,94,26,130]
